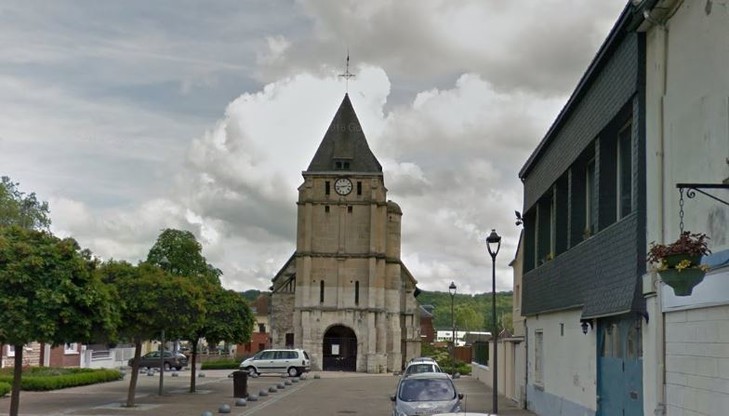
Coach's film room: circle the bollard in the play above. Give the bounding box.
[198,372,206,378]
[268,386,277,393]
[235,398,247,407]
[284,380,292,385]
[259,390,269,397]
[171,372,179,377]
[218,404,231,414]
[201,412,213,416]
[291,377,299,383]
[248,394,259,402]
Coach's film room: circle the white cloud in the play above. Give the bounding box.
[0,0,627,295]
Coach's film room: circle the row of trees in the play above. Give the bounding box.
[0,177,254,415]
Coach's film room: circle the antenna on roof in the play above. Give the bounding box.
[338,50,355,92]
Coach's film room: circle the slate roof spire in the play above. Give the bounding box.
[306,94,382,173]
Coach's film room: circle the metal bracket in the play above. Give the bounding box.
[676,183,729,207]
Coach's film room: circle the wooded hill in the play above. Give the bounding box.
[417,290,514,334]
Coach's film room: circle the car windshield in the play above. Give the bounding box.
[405,363,438,375]
[398,378,455,402]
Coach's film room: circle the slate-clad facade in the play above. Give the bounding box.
[520,26,646,321]
[518,5,648,415]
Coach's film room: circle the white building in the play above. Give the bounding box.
[641,1,729,414]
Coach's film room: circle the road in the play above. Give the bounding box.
[0,369,535,415]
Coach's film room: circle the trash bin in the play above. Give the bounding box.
[233,370,248,398]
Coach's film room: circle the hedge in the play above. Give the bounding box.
[0,382,10,397]
[201,358,240,370]
[0,368,122,391]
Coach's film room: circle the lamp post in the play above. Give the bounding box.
[448,281,457,375]
[486,229,501,414]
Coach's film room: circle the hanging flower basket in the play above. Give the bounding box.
[658,267,706,296]
[648,232,711,297]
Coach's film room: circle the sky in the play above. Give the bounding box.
[0,0,627,295]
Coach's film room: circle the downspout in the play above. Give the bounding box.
[643,1,677,413]
[523,319,528,410]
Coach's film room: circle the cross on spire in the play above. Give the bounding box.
[338,51,355,92]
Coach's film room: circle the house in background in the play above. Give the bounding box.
[236,293,270,357]
[419,305,435,344]
[639,0,729,414]
[519,3,647,415]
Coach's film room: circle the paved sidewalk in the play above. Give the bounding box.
[0,369,537,415]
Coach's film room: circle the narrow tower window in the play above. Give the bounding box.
[325,181,330,195]
[348,206,353,213]
[325,205,330,213]
[355,281,360,305]
[320,280,325,303]
[357,181,362,195]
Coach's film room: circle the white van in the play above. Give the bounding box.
[240,348,311,377]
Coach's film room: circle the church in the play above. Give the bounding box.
[269,94,422,373]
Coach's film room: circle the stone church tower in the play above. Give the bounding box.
[270,94,421,373]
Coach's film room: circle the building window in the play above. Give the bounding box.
[6,345,15,357]
[334,160,350,170]
[617,121,632,219]
[357,181,362,195]
[535,191,554,265]
[325,181,330,195]
[320,280,325,303]
[325,205,330,213]
[534,330,544,386]
[355,281,360,305]
[347,206,353,213]
[64,343,78,354]
[285,333,294,347]
[585,157,597,237]
[258,323,266,333]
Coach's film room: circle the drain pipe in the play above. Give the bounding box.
[523,319,528,410]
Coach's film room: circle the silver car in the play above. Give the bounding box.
[239,348,311,377]
[391,372,463,416]
[402,361,443,377]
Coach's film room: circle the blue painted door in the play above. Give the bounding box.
[597,316,643,416]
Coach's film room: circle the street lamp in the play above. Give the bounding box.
[486,229,501,414]
[448,281,457,375]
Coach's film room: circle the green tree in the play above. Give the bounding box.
[0,176,51,230]
[0,226,117,416]
[454,304,484,331]
[146,228,221,285]
[185,286,255,392]
[100,261,206,407]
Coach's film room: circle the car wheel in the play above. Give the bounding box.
[287,367,299,377]
[246,366,258,376]
[164,362,171,371]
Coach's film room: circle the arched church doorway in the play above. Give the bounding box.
[323,325,357,372]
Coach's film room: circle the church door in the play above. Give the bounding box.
[323,325,357,372]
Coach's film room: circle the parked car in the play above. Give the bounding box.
[128,351,188,370]
[239,348,310,377]
[402,360,443,377]
[407,356,438,364]
[391,372,463,416]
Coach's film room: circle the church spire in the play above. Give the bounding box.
[305,94,382,173]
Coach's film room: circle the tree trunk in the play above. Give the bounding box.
[125,341,143,407]
[189,340,198,393]
[9,345,23,416]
